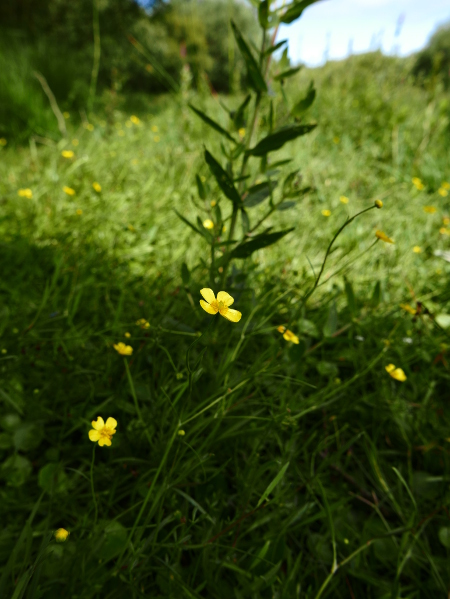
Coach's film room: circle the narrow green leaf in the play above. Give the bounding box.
[273,66,303,81]
[195,174,206,200]
[241,208,250,235]
[276,201,296,211]
[244,181,276,208]
[323,301,338,337]
[231,228,294,259]
[204,149,241,205]
[181,262,190,286]
[281,0,321,24]
[233,94,251,128]
[257,461,290,507]
[174,210,203,237]
[344,278,356,314]
[292,82,316,116]
[371,281,381,306]
[258,0,269,28]
[231,21,267,93]
[263,39,288,56]
[247,124,316,156]
[189,104,237,144]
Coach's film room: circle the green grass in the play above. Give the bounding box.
[1,52,450,598]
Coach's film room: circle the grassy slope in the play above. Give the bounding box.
[0,52,450,598]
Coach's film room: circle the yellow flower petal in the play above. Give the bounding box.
[283,329,299,344]
[400,303,416,315]
[277,325,286,333]
[200,288,215,304]
[98,437,112,447]
[217,291,234,306]
[203,219,214,230]
[89,429,101,441]
[375,230,394,244]
[321,209,331,217]
[375,199,383,208]
[113,342,133,355]
[442,181,450,190]
[200,299,218,314]
[385,364,396,373]
[54,528,70,542]
[412,246,421,254]
[390,368,407,382]
[91,416,105,430]
[61,150,74,159]
[438,188,448,197]
[221,308,242,322]
[339,196,349,204]
[63,186,75,196]
[423,206,437,214]
[105,417,117,430]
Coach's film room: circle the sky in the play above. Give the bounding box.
[278,0,450,66]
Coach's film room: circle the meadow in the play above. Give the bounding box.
[1,34,450,599]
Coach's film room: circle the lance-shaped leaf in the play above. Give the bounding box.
[231,21,267,93]
[244,181,277,208]
[273,66,302,81]
[204,149,241,205]
[247,124,317,156]
[258,0,269,28]
[263,39,288,57]
[230,228,295,259]
[233,94,251,128]
[174,210,204,238]
[292,81,316,116]
[196,174,206,200]
[281,0,322,24]
[189,104,238,144]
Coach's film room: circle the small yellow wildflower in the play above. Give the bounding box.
[210,200,217,207]
[400,303,416,315]
[423,206,437,214]
[54,528,70,542]
[76,209,83,216]
[439,227,450,235]
[113,342,133,356]
[136,318,150,329]
[375,230,394,244]
[63,112,70,119]
[412,177,424,190]
[385,364,407,382]
[124,332,131,338]
[238,128,246,138]
[321,209,331,217]
[277,325,300,344]
[63,186,75,196]
[18,188,33,199]
[0,138,7,146]
[61,150,74,159]
[151,125,158,133]
[1,349,7,354]
[438,188,448,197]
[88,416,117,447]
[375,199,383,208]
[154,136,160,143]
[443,217,450,225]
[199,289,242,322]
[178,429,186,436]
[412,246,422,253]
[92,181,102,192]
[333,136,340,144]
[442,181,450,190]
[130,115,140,125]
[72,138,79,146]
[85,123,94,131]
[203,219,214,230]
[222,226,227,232]
[339,196,349,204]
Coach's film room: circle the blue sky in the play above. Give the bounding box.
[278,0,450,66]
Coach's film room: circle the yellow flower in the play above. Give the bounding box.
[178,429,186,436]
[412,177,424,190]
[61,150,74,159]
[63,112,70,119]
[199,288,242,322]
[333,136,340,144]
[136,318,150,329]
[154,136,160,143]
[63,186,75,196]
[113,342,133,356]
[124,332,131,338]
[1,349,7,354]
[84,123,94,131]
[438,188,448,197]
[439,227,450,235]
[76,209,83,216]
[54,528,70,542]
[130,115,140,125]
[210,200,217,207]
[443,217,450,225]
[72,138,79,146]
[277,325,299,344]
[151,125,158,133]
[0,138,7,146]
[400,303,416,315]
[375,199,383,208]
[321,209,331,217]
[442,181,450,190]
[203,219,214,230]
[385,364,407,382]
[238,128,246,138]
[18,188,33,199]
[339,196,349,204]
[92,182,102,192]
[88,416,117,447]
[412,246,421,253]
[375,230,394,244]
[423,206,437,214]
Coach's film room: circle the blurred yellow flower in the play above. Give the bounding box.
[124,332,131,338]
[89,416,117,447]
[0,138,7,146]
[76,209,83,216]
[203,219,214,229]
[400,303,416,315]
[440,227,450,235]
[412,177,424,190]
[423,206,437,214]
[1,349,7,354]
[321,209,331,217]
[178,429,186,436]
[61,150,74,159]
[92,182,102,192]
[85,123,94,131]
[54,528,70,542]
[72,138,79,146]
[151,125,158,132]
[154,136,160,143]
[18,188,33,199]
[385,363,407,382]
[375,199,383,208]
[200,288,242,322]
[333,136,340,144]
[375,230,394,244]
[442,181,450,190]
[443,217,450,225]
[210,200,217,207]
[113,342,133,355]
[277,325,299,344]
[63,112,70,119]
[339,196,349,204]
[412,246,422,253]
[438,188,448,197]
[63,186,75,196]
[238,128,246,138]
[136,318,150,329]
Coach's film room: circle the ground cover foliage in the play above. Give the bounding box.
[1,2,450,598]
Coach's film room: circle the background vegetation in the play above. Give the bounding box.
[1,1,450,597]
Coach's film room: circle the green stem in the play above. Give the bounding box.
[90,444,98,526]
[124,358,152,447]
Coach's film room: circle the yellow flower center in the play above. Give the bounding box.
[100,426,114,442]
[211,300,227,314]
